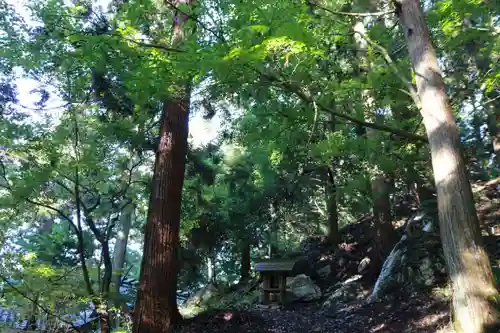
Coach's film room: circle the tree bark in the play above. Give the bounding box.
[326,167,340,247]
[370,175,397,256]
[132,96,189,333]
[396,1,500,332]
[239,242,251,283]
[112,202,134,328]
[113,202,134,295]
[132,1,194,332]
[268,200,279,258]
[324,113,340,247]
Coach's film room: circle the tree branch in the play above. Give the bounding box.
[309,1,395,17]
[255,67,428,143]
[353,30,421,108]
[25,198,79,233]
[0,159,11,190]
[113,35,184,53]
[164,0,225,42]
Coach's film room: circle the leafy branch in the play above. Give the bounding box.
[252,66,428,143]
[308,1,395,17]
[0,274,81,332]
[352,30,421,108]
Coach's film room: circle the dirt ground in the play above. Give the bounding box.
[174,292,453,333]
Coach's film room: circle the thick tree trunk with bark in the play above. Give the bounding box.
[396,1,500,332]
[132,97,190,333]
[239,242,251,283]
[370,175,397,253]
[132,1,193,332]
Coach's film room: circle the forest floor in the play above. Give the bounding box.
[175,290,453,333]
[175,178,499,333]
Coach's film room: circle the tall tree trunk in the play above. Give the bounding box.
[113,202,134,294]
[132,1,194,332]
[396,1,500,332]
[268,200,279,258]
[370,174,397,255]
[325,114,340,247]
[112,202,134,328]
[353,17,397,275]
[326,167,340,247]
[132,96,189,333]
[239,242,251,283]
[99,241,113,333]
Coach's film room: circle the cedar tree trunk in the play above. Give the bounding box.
[396,1,500,332]
[132,97,190,333]
[132,1,193,332]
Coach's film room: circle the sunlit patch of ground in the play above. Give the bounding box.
[174,292,451,333]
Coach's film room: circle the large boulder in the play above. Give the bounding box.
[367,212,447,303]
[286,274,322,302]
[323,275,366,310]
[183,283,219,308]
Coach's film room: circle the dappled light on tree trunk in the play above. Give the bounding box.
[396,0,500,331]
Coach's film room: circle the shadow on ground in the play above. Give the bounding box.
[173,292,452,333]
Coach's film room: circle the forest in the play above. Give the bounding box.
[0,0,498,332]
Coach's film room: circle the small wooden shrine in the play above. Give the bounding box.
[255,259,296,305]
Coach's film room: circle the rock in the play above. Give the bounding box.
[317,265,331,278]
[367,213,446,303]
[291,257,313,276]
[183,283,219,308]
[323,275,365,309]
[343,274,363,284]
[286,274,322,302]
[357,257,371,273]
